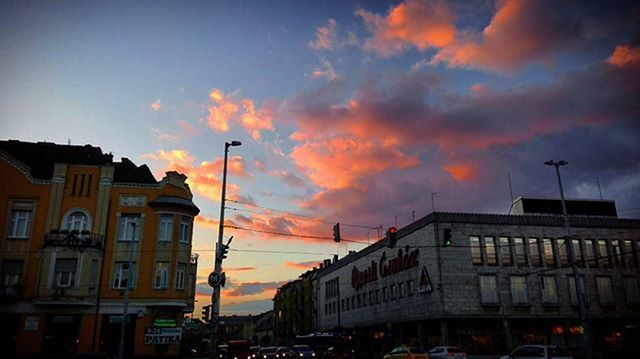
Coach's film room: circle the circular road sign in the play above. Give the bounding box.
[208,271,222,288]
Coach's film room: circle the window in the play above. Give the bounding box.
[375,289,380,303]
[369,291,374,305]
[510,276,529,305]
[624,277,640,304]
[529,238,541,266]
[113,262,137,289]
[557,239,568,265]
[514,237,526,265]
[158,214,173,242]
[382,287,389,302]
[470,236,482,265]
[54,258,77,288]
[485,236,497,265]
[596,276,615,305]
[624,240,637,267]
[8,210,32,238]
[543,238,555,266]
[118,214,141,241]
[479,275,498,304]
[500,237,512,266]
[390,284,396,300]
[346,298,350,311]
[568,276,587,306]
[407,280,414,296]
[176,263,186,290]
[598,240,610,267]
[398,282,405,298]
[357,294,362,308]
[584,239,596,266]
[540,276,558,304]
[179,216,191,243]
[64,211,90,231]
[2,260,23,285]
[612,240,622,266]
[572,239,583,265]
[351,296,356,308]
[154,262,169,289]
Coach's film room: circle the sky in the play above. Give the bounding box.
[1,0,640,315]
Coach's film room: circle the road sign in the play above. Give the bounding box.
[208,271,222,287]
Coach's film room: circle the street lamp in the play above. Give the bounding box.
[544,160,592,359]
[210,141,241,358]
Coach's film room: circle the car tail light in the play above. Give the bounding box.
[447,352,454,357]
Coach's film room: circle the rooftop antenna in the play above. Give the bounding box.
[508,173,515,214]
[597,178,603,200]
[67,138,71,145]
[431,192,439,212]
[412,210,415,223]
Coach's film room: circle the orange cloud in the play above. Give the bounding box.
[443,163,478,182]
[225,267,256,272]
[285,261,322,270]
[142,149,250,201]
[357,0,456,57]
[151,99,162,111]
[311,58,337,80]
[430,0,580,71]
[606,45,640,67]
[289,137,419,190]
[207,89,274,140]
[309,18,337,50]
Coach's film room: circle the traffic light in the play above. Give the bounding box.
[218,243,229,261]
[387,227,397,248]
[201,305,211,322]
[443,228,453,247]
[333,223,341,243]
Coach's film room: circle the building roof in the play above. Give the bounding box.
[149,195,200,215]
[0,140,157,184]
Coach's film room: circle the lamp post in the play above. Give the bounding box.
[210,141,241,358]
[118,222,137,359]
[544,160,592,359]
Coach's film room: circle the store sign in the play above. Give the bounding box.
[154,318,177,327]
[352,248,419,289]
[144,327,182,345]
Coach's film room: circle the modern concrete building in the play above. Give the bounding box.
[312,198,640,357]
[0,140,199,358]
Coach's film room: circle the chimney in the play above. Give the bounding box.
[323,259,331,267]
[333,254,339,264]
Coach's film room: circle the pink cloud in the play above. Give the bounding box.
[285,261,322,270]
[309,18,337,50]
[151,99,162,111]
[207,89,274,140]
[357,0,456,57]
[607,44,640,67]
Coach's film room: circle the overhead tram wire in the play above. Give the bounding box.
[223,224,371,245]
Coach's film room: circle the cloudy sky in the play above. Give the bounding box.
[2,0,639,314]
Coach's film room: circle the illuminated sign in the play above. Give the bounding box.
[352,248,419,289]
[144,327,182,345]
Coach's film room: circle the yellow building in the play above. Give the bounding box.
[0,140,199,358]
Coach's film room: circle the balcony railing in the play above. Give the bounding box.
[44,231,104,249]
[0,284,23,302]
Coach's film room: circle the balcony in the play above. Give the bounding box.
[0,284,23,303]
[44,230,104,249]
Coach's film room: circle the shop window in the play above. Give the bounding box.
[479,275,498,305]
[179,216,191,243]
[557,239,568,266]
[118,214,141,241]
[175,263,186,290]
[485,236,497,265]
[54,258,77,288]
[584,239,596,266]
[624,276,640,304]
[596,276,615,305]
[598,240,610,267]
[567,275,587,306]
[543,238,555,266]
[8,209,32,239]
[540,276,558,304]
[500,237,512,266]
[154,262,169,289]
[469,236,482,265]
[514,237,526,266]
[2,260,23,286]
[529,238,541,266]
[113,262,137,289]
[572,239,583,266]
[510,276,529,305]
[158,214,173,242]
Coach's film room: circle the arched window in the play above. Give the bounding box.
[62,209,92,232]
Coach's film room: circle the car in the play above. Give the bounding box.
[499,345,573,359]
[71,353,116,359]
[383,346,430,359]
[428,346,467,359]
[323,345,354,359]
[292,344,316,357]
[259,346,279,359]
[276,347,295,358]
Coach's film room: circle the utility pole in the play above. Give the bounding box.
[118,222,136,359]
[545,160,592,359]
[210,141,241,359]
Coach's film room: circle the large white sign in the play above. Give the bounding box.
[119,195,146,207]
[143,327,182,345]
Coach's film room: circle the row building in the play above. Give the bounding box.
[0,140,199,358]
[275,198,640,357]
